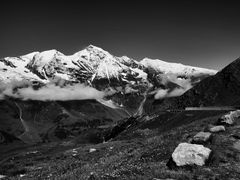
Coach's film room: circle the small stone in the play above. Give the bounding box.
[89,148,96,153]
[171,143,211,166]
[192,132,212,144]
[209,125,225,133]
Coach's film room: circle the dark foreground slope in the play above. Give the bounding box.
[154,57,240,109]
[1,110,240,179]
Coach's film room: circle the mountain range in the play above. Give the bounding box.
[0,45,217,144]
[0,45,216,102]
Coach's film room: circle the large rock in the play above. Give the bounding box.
[192,132,212,144]
[171,143,211,166]
[209,125,225,133]
[217,110,240,126]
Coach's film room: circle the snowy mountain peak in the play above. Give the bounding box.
[37,49,65,59]
[87,44,109,53]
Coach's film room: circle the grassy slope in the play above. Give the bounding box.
[1,110,240,179]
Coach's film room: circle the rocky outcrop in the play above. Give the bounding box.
[217,110,240,126]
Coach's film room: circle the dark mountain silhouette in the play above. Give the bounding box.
[155,57,240,109]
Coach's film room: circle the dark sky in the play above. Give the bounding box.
[1,1,240,70]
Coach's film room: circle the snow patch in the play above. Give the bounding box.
[97,99,119,109]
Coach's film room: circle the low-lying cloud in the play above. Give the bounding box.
[154,73,193,99]
[154,87,187,99]
[0,81,104,101]
[158,73,192,88]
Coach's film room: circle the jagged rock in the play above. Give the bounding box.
[192,132,212,144]
[171,143,211,166]
[217,110,240,126]
[209,125,225,133]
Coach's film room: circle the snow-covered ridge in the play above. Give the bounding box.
[0,45,217,85]
[140,58,217,76]
[0,45,141,83]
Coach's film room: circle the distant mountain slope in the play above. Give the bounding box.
[157,57,240,109]
[0,98,129,144]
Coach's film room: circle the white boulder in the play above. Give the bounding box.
[172,143,211,166]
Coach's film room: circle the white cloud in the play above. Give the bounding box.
[154,85,192,100]
[0,81,104,101]
[154,73,193,99]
